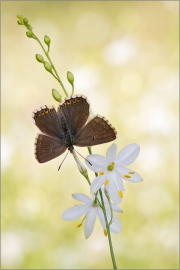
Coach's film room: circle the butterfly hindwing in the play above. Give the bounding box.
[57,96,90,136]
[74,115,117,147]
[32,106,63,139]
[34,134,67,163]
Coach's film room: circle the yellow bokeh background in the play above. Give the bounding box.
[2,1,179,269]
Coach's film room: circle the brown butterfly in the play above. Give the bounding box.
[32,95,117,163]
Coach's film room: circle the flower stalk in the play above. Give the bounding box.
[88,147,117,269]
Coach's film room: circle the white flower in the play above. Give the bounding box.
[62,190,122,239]
[85,143,143,204]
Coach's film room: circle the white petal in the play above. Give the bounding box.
[116,167,143,183]
[72,193,92,204]
[97,206,106,229]
[110,215,122,233]
[112,203,123,213]
[107,174,123,204]
[90,174,107,194]
[115,143,140,166]
[84,207,97,238]
[106,143,117,163]
[62,204,91,220]
[85,154,108,172]
[112,170,125,191]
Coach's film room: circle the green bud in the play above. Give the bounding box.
[23,18,28,25]
[44,35,51,45]
[17,15,24,20]
[27,24,33,31]
[44,61,52,72]
[26,31,33,38]
[36,54,44,63]
[52,89,62,102]
[67,71,74,85]
[17,20,23,25]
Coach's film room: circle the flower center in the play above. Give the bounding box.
[108,162,115,171]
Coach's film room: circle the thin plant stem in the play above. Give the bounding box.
[33,34,69,97]
[87,146,117,269]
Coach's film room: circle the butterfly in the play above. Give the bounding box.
[32,95,117,163]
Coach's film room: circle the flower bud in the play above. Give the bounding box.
[36,54,44,63]
[44,61,52,72]
[27,24,33,31]
[52,89,62,102]
[44,35,51,46]
[67,71,74,85]
[17,15,24,20]
[23,18,28,25]
[104,188,110,198]
[26,31,33,38]
[72,151,89,179]
[17,20,23,25]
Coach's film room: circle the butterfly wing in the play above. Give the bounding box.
[34,134,67,163]
[74,115,117,147]
[32,106,63,139]
[57,95,90,136]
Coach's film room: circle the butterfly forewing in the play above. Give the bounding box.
[33,106,63,139]
[34,134,67,163]
[74,115,117,147]
[57,96,90,136]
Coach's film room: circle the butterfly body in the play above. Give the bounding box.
[33,95,117,163]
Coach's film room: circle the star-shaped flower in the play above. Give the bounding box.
[85,143,143,204]
[62,190,122,239]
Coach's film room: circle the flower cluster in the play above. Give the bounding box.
[62,143,143,238]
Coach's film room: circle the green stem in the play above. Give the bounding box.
[72,84,74,96]
[104,188,114,226]
[33,34,68,97]
[98,188,117,269]
[87,146,117,269]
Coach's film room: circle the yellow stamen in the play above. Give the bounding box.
[104,229,108,236]
[77,223,83,227]
[124,174,131,178]
[104,180,109,186]
[111,162,115,165]
[118,190,123,198]
[129,171,135,174]
[99,171,104,175]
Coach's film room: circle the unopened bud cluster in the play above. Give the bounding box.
[17,15,34,38]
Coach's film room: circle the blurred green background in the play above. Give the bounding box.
[1,1,179,269]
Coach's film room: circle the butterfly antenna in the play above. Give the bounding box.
[74,149,92,166]
[58,151,69,171]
